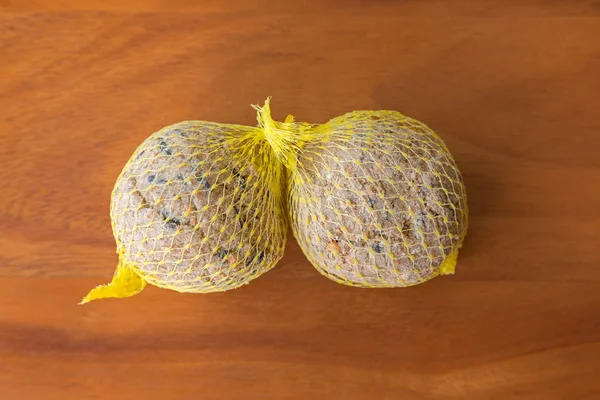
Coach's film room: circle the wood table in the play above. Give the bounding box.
[1,1,599,399]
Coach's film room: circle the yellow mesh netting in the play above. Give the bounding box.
[81,113,287,304]
[253,101,468,288]
[81,98,467,303]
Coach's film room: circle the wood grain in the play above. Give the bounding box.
[1,1,599,399]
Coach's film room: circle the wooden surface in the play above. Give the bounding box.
[1,1,600,399]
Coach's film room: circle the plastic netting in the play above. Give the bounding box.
[81,119,287,303]
[81,98,467,303]
[283,110,468,287]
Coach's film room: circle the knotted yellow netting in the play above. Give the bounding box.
[81,98,467,303]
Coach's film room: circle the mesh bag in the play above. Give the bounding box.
[81,99,468,303]
[254,103,468,288]
[81,117,287,304]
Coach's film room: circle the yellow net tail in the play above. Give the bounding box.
[438,248,459,275]
[79,256,147,305]
[252,97,313,172]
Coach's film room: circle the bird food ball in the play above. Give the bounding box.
[81,119,287,304]
[283,110,468,287]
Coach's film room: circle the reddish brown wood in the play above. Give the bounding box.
[1,1,599,399]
